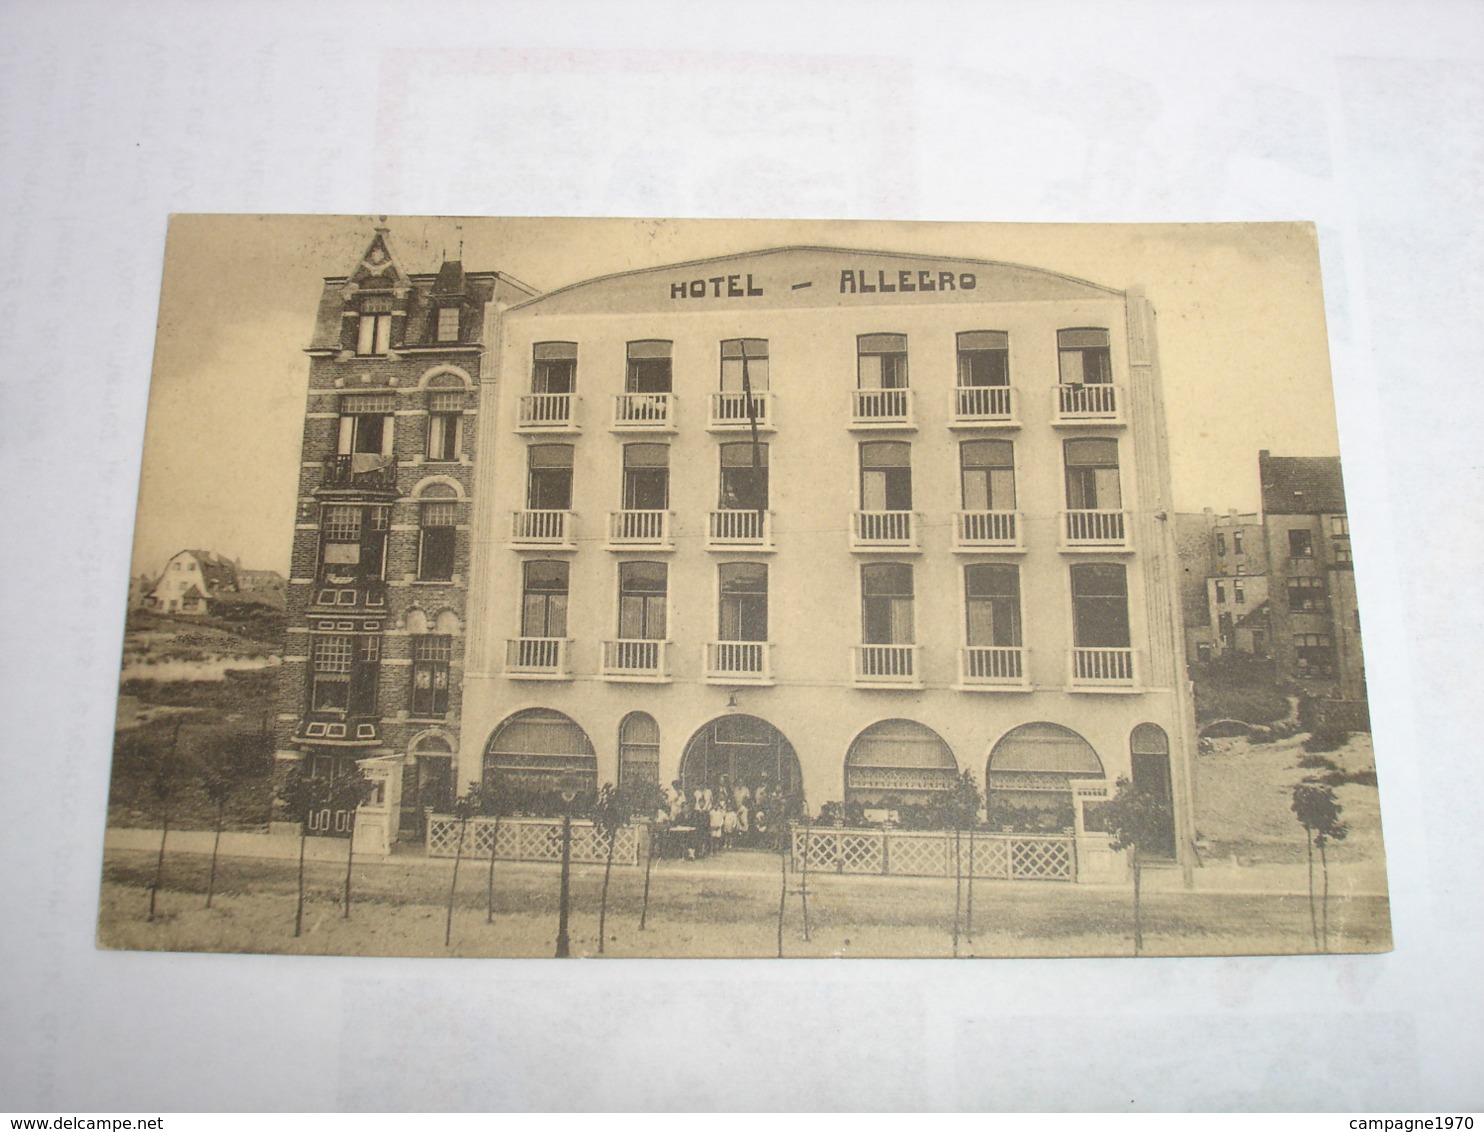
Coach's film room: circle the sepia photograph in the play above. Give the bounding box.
[96,214,1388,960]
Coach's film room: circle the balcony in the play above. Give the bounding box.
[1060,509,1130,550]
[709,391,773,431]
[951,386,1018,427]
[1052,383,1123,425]
[957,647,1029,690]
[505,637,573,679]
[1069,647,1137,689]
[707,509,774,551]
[851,510,919,552]
[601,639,669,681]
[311,578,388,609]
[319,454,398,492]
[510,509,576,549]
[607,509,674,549]
[612,392,674,431]
[853,644,920,687]
[704,641,773,684]
[518,393,578,432]
[850,388,914,429]
[954,510,1023,552]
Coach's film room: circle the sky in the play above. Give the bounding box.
[131,214,1341,578]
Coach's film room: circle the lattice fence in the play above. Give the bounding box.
[426,815,639,866]
[790,827,1075,881]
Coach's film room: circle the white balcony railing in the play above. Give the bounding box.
[852,510,918,551]
[518,393,576,430]
[705,641,772,683]
[505,637,572,678]
[954,510,1022,550]
[607,509,673,548]
[511,509,575,547]
[853,644,919,685]
[708,509,773,549]
[959,646,1028,688]
[709,391,772,430]
[851,388,914,427]
[1070,647,1136,687]
[1061,509,1128,548]
[601,639,668,680]
[612,392,673,429]
[1053,383,1121,423]
[954,385,1016,423]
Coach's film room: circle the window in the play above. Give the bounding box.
[626,340,672,393]
[425,391,463,461]
[1057,328,1111,384]
[1214,581,1226,604]
[861,563,914,645]
[1216,533,1227,556]
[435,306,460,343]
[860,441,912,510]
[957,330,1009,387]
[1289,529,1314,559]
[337,394,395,457]
[623,444,670,510]
[318,504,389,581]
[618,562,667,640]
[1233,579,1246,604]
[311,633,379,715]
[410,635,452,716]
[618,713,661,795]
[1064,438,1122,510]
[1233,530,1245,555]
[960,439,1015,510]
[719,563,768,642]
[719,442,768,510]
[1287,576,1328,612]
[418,502,457,581]
[533,342,577,393]
[1218,612,1234,639]
[356,296,393,356]
[1330,516,1349,537]
[857,333,908,389]
[527,445,573,509]
[965,563,1021,647]
[720,338,769,391]
[1294,633,1335,677]
[1070,564,1130,648]
[521,560,569,638]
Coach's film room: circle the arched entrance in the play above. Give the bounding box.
[1130,722,1177,859]
[679,714,802,807]
[399,732,454,841]
[483,708,598,812]
[844,719,958,809]
[986,722,1104,833]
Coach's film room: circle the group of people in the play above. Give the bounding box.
[657,775,785,858]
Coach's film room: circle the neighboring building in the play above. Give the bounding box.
[236,568,287,609]
[146,550,240,614]
[273,229,537,843]
[1179,509,1271,664]
[455,245,1199,870]
[1259,451,1366,701]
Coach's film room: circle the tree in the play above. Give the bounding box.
[445,785,482,948]
[199,730,270,910]
[1101,776,1173,956]
[480,776,510,926]
[591,782,635,955]
[276,771,332,938]
[638,783,668,931]
[330,767,375,919]
[1291,781,1347,952]
[942,770,983,957]
[146,719,194,923]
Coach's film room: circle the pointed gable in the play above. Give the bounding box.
[347,227,411,295]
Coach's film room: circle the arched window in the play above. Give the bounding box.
[1129,723,1176,858]
[844,719,958,807]
[618,712,660,795]
[986,723,1104,832]
[483,708,597,804]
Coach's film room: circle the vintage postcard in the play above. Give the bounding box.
[97,215,1389,958]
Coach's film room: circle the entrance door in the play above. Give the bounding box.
[399,756,453,842]
[1130,723,1177,859]
[679,715,802,806]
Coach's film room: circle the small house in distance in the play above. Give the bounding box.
[145,549,240,614]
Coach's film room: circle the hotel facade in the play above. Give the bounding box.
[280,234,1200,875]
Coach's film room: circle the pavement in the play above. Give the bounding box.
[101,825,1391,898]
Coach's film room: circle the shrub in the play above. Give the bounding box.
[1302,729,1351,754]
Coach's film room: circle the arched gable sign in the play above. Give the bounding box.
[418,364,473,390]
[411,477,465,501]
[844,719,958,806]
